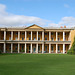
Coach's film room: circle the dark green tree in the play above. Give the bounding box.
[67,37,75,54]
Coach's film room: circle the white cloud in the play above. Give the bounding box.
[58,17,75,27]
[0,4,49,27]
[48,17,75,27]
[64,4,69,8]
[0,4,75,28]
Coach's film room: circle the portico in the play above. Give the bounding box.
[0,24,72,54]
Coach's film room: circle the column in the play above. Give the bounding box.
[31,31,32,40]
[11,43,13,53]
[11,31,13,40]
[63,31,65,41]
[56,44,58,53]
[63,44,65,54]
[37,31,38,41]
[25,31,27,41]
[25,43,26,53]
[69,31,71,41]
[42,31,44,41]
[49,32,51,41]
[36,43,38,53]
[42,43,44,53]
[18,43,20,53]
[56,32,58,41]
[31,43,32,53]
[4,31,6,40]
[18,31,20,40]
[49,44,51,53]
[4,43,6,53]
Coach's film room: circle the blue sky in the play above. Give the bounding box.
[0,0,75,27]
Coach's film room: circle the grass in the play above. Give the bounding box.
[0,54,75,75]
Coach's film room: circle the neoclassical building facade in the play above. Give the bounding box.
[0,24,74,54]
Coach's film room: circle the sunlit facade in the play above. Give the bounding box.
[0,24,74,54]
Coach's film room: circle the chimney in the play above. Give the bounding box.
[60,26,63,28]
[64,26,66,28]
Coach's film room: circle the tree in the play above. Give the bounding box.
[67,37,75,54]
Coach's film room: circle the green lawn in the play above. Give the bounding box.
[0,54,75,75]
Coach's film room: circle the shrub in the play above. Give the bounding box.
[0,50,2,54]
[21,50,25,52]
[67,50,72,54]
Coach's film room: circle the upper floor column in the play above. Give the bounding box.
[11,31,13,40]
[25,31,27,41]
[4,31,6,40]
[63,31,65,41]
[42,31,44,41]
[37,31,38,41]
[49,32,51,41]
[69,31,71,41]
[31,31,32,41]
[18,31,20,40]
[56,32,58,41]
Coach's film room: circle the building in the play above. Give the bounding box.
[0,24,74,54]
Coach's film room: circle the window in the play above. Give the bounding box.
[65,33,68,35]
[29,37,31,40]
[45,46,47,52]
[15,37,17,40]
[51,37,54,41]
[51,46,53,52]
[45,37,47,40]
[45,33,47,35]
[51,32,54,35]
[29,32,31,35]
[34,37,36,40]
[38,37,40,40]
[38,46,40,51]
[22,32,24,35]
[29,46,30,50]
[34,33,36,35]
[22,45,24,50]
[58,46,60,52]
[15,45,17,50]
[58,38,60,41]
[9,46,11,50]
[38,32,40,35]
[58,33,60,35]
[16,32,18,35]
[9,32,11,35]
[22,37,24,40]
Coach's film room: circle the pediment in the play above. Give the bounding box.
[25,24,44,29]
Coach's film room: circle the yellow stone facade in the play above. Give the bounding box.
[0,24,74,54]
